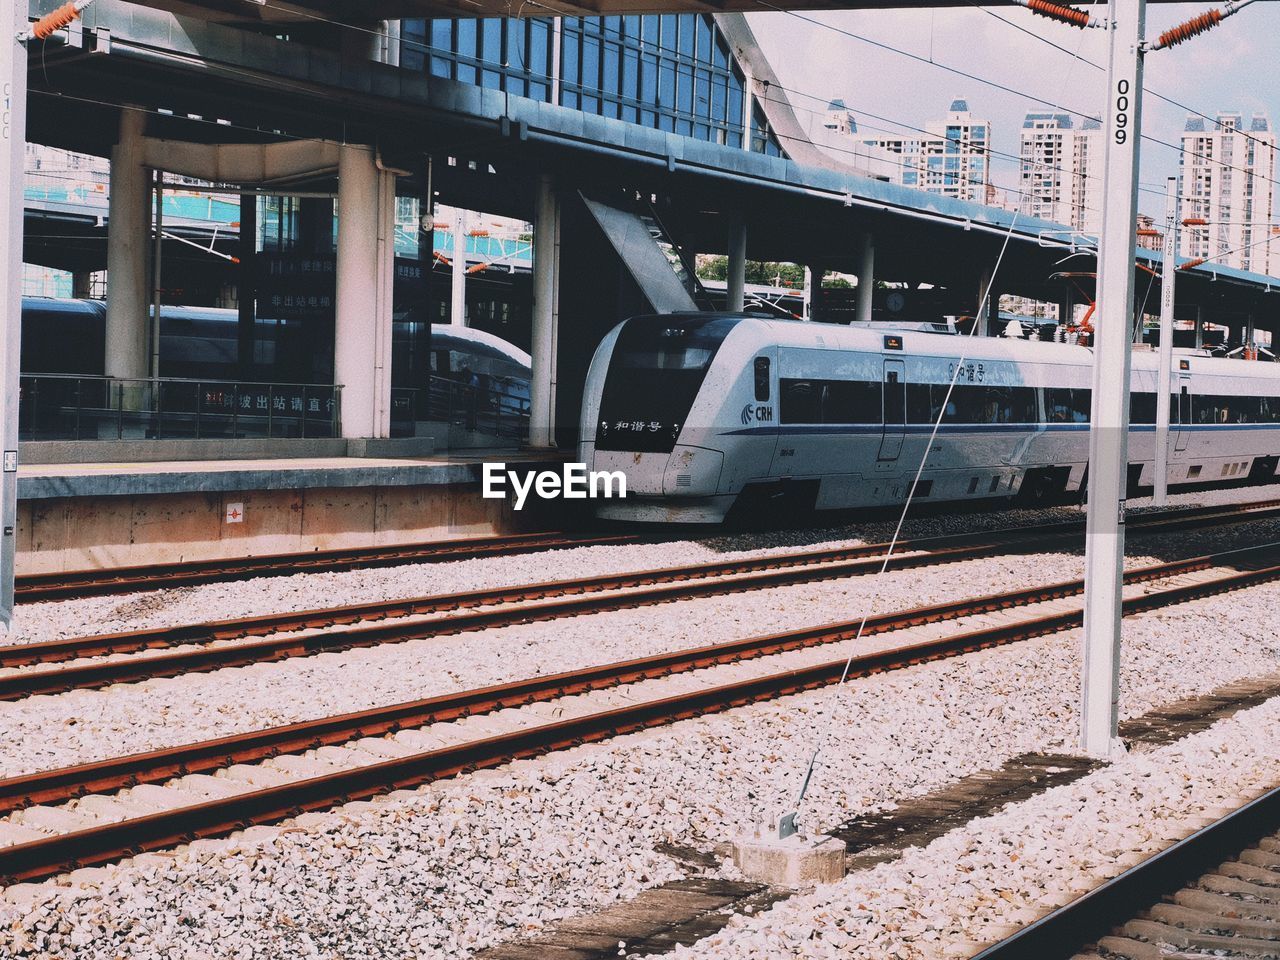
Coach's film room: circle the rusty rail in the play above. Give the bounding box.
[13,530,654,604]
[3,498,1280,701]
[15,497,1280,605]
[2,540,1280,884]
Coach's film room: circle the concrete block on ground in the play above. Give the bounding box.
[731,831,847,888]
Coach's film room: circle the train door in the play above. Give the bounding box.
[878,359,906,462]
[1175,377,1192,453]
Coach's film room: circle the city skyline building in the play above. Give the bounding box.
[1178,112,1277,277]
[871,98,992,203]
[1017,112,1103,238]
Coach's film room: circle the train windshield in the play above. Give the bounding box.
[596,315,742,453]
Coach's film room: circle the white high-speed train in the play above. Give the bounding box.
[579,312,1280,523]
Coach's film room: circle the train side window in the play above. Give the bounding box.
[1179,387,1191,425]
[828,380,882,423]
[1047,387,1090,423]
[907,383,940,423]
[780,379,820,424]
[884,371,905,425]
[754,357,771,402]
[1129,393,1156,425]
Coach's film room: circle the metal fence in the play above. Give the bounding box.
[19,374,342,441]
[394,375,530,441]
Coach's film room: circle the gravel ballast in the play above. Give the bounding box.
[657,694,1280,960]
[2,574,1278,958]
[3,503,1279,781]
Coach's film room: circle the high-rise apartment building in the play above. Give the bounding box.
[1018,113,1103,236]
[1178,112,1276,277]
[872,99,992,202]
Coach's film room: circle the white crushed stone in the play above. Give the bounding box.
[660,694,1280,960]
[7,482,1276,647]
[3,508,1278,781]
[2,576,1277,959]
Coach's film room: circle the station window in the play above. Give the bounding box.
[404,13,777,155]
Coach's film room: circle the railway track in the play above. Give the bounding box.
[15,497,1280,604]
[973,783,1280,960]
[12,529,654,603]
[4,497,1280,701]
[2,539,1280,886]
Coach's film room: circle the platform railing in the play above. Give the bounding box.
[394,376,530,441]
[19,374,342,442]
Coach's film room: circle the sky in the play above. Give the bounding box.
[749,2,1278,220]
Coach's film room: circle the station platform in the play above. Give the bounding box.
[16,448,575,577]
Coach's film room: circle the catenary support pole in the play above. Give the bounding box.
[855,233,874,324]
[529,174,560,449]
[801,266,813,320]
[727,219,747,312]
[0,0,26,627]
[1154,176,1176,506]
[451,207,467,326]
[1081,0,1145,758]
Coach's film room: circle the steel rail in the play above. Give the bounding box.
[15,497,1280,605]
[3,498,1278,702]
[2,540,1280,884]
[13,529,653,603]
[970,784,1280,960]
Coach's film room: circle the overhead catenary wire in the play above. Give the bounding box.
[751,0,1280,210]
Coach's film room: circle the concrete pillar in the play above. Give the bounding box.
[105,108,151,382]
[801,266,814,320]
[855,233,874,324]
[1195,306,1204,349]
[335,144,396,439]
[977,268,997,337]
[451,207,467,327]
[529,175,560,449]
[727,219,747,312]
[71,271,94,299]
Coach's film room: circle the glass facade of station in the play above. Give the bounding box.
[401,14,783,156]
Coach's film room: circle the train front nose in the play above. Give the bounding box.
[591,445,723,497]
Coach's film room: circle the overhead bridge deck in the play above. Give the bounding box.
[26,0,1280,322]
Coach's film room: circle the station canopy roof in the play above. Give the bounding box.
[122,0,1213,23]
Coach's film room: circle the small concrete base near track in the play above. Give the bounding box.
[732,831,847,888]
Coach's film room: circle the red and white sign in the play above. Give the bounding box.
[225,502,244,524]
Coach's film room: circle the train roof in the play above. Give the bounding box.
[429,324,532,373]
